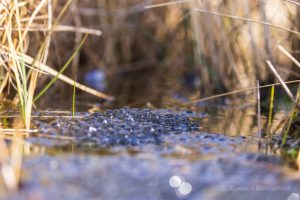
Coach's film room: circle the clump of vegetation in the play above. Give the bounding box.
[0,0,111,129]
[0,0,52,128]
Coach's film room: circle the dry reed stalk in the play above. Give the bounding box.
[266,60,296,102]
[283,0,300,6]
[0,25,102,35]
[193,8,300,36]
[278,45,300,68]
[188,79,300,104]
[145,0,192,9]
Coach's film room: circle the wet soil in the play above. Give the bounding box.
[2,107,300,200]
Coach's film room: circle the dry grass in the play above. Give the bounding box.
[0,0,111,129]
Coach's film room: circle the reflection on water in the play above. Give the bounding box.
[0,114,46,192]
[0,132,44,192]
[197,106,260,136]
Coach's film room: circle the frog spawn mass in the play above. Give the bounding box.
[34,107,199,147]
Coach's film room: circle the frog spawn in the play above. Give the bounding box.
[34,107,199,147]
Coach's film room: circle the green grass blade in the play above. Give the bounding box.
[267,85,275,137]
[282,84,300,146]
[34,34,88,102]
[282,110,297,146]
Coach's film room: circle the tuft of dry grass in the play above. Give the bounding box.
[0,0,61,128]
[0,1,111,129]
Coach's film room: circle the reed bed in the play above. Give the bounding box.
[42,0,300,104]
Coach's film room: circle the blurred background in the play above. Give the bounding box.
[26,0,300,108]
